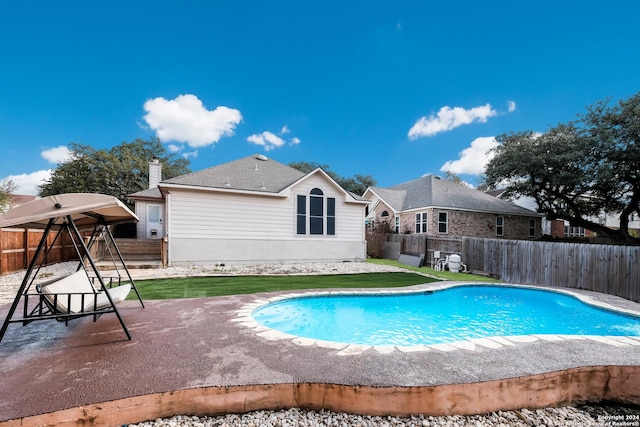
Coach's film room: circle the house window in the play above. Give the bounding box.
[327,197,336,235]
[395,216,400,234]
[529,219,536,237]
[438,212,448,234]
[496,216,504,236]
[310,188,324,234]
[296,188,336,236]
[381,210,389,217]
[296,195,306,234]
[415,213,428,233]
[564,225,585,237]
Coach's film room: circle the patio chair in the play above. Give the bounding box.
[37,270,131,316]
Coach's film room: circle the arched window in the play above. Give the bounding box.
[381,210,389,217]
[296,188,335,236]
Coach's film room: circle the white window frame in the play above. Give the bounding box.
[496,216,504,236]
[415,212,428,234]
[296,188,336,237]
[438,211,448,234]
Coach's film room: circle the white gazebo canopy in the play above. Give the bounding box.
[0,193,138,229]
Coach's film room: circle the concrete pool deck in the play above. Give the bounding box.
[1,282,639,426]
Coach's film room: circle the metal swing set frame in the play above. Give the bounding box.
[0,193,145,344]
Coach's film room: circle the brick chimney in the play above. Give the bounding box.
[149,159,162,189]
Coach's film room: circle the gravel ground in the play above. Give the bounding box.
[2,262,639,426]
[129,404,640,427]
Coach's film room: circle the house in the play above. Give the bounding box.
[128,154,369,265]
[1,194,37,214]
[485,190,559,237]
[363,175,542,240]
[485,189,633,240]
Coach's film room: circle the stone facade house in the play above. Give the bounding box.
[363,175,542,240]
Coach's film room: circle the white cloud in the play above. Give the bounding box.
[247,131,286,151]
[290,137,301,145]
[41,145,72,164]
[143,94,242,148]
[182,150,198,159]
[4,170,52,195]
[507,100,517,112]
[440,136,499,175]
[167,144,182,153]
[279,125,290,135]
[408,103,498,139]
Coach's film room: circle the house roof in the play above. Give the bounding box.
[129,155,366,204]
[9,194,38,207]
[160,154,306,194]
[369,175,539,216]
[128,186,163,201]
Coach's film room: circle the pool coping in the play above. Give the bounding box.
[235,281,640,355]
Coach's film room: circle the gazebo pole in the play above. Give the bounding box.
[0,218,55,343]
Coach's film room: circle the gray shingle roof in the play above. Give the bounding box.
[161,154,306,193]
[372,175,537,216]
[128,186,162,200]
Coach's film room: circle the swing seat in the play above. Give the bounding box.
[39,270,131,314]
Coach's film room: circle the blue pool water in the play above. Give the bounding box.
[251,285,640,346]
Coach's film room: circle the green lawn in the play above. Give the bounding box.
[128,272,435,300]
[127,259,499,300]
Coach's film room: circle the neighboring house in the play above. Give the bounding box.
[1,194,37,214]
[486,190,625,239]
[486,190,557,237]
[128,154,369,265]
[364,175,542,240]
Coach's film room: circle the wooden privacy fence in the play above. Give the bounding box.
[463,237,640,303]
[0,228,78,275]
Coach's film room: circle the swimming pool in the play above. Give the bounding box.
[251,285,640,347]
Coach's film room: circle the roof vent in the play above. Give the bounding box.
[256,154,268,161]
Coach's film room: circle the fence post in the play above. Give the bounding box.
[22,228,29,270]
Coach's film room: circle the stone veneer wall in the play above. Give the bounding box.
[397,209,539,240]
[370,200,540,240]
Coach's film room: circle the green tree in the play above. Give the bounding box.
[441,171,470,187]
[0,179,18,210]
[484,92,640,246]
[288,161,376,195]
[38,138,191,205]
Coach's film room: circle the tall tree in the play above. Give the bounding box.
[38,138,191,205]
[441,171,470,187]
[484,92,640,245]
[288,161,376,195]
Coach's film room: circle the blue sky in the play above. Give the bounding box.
[1,1,639,195]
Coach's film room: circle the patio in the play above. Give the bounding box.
[1,285,639,426]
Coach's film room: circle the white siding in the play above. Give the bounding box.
[289,173,365,241]
[167,172,367,264]
[169,190,295,239]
